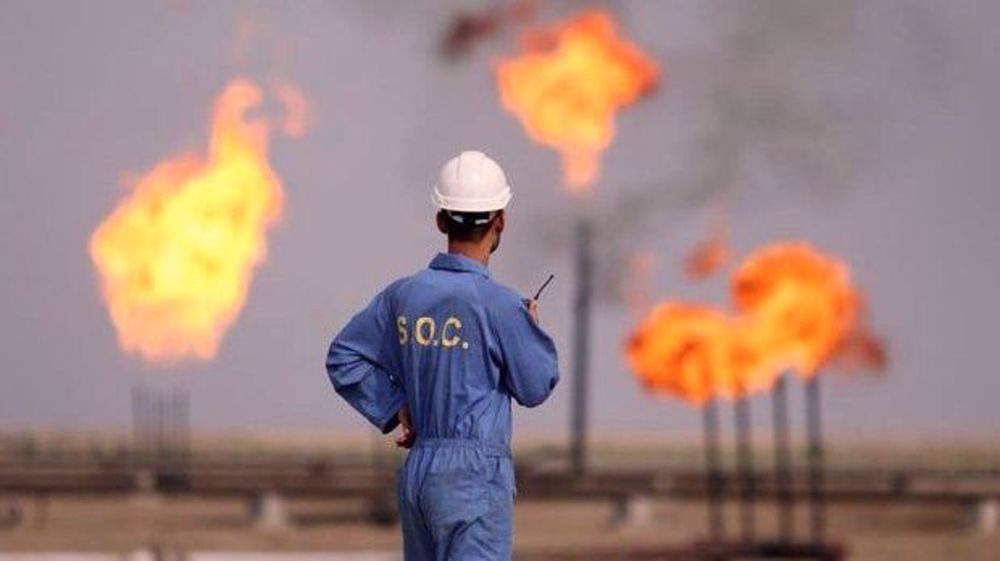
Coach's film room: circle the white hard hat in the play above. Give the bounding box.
[432,150,512,212]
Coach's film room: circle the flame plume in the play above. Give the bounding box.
[732,243,858,378]
[627,242,876,404]
[627,302,783,404]
[496,10,659,191]
[627,303,735,404]
[89,79,286,363]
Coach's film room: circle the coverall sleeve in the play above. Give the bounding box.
[326,289,404,433]
[492,297,560,408]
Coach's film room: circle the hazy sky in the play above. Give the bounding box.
[1,1,998,441]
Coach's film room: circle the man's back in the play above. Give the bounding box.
[327,253,559,561]
[326,150,558,561]
[328,252,558,446]
[391,253,558,445]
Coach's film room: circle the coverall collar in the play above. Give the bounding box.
[429,252,491,278]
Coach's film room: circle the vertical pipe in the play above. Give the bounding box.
[570,216,592,475]
[143,387,150,459]
[805,375,826,543]
[179,389,190,468]
[734,395,755,542]
[133,386,149,463]
[154,392,164,468]
[185,390,192,463]
[142,388,151,462]
[131,387,141,461]
[771,374,793,542]
[703,396,724,544]
[167,389,177,467]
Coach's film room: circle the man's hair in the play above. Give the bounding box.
[438,210,498,243]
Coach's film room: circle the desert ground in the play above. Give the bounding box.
[1,495,999,561]
[1,433,998,560]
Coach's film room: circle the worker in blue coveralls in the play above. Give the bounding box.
[326,150,560,561]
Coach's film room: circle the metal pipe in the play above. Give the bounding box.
[734,394,755,542]
[570,217,592,476]
[167,389,178,464]
[153,392,165,466]
[131,387,142,458]
[181,389,191,464]
[805,375,826,543]
[771,373,794,542]
[173,388,190,468]
[703,395,724,544]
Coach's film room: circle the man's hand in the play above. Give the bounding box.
[524,299,539,324]
[395,405,416,449]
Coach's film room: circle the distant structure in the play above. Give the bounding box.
[131,386,190,468]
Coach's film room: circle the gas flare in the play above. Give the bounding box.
[496,10,659,191]
[627,303,735,404]
[627,303,781,404]
[732,243,858,377]
[89,79,286,363]
[627,242,878,403]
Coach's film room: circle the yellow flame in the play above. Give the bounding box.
[496,10,659,192]
[89,79,285,363]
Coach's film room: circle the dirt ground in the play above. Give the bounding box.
[3,434,998,559]
[1,494,998,561]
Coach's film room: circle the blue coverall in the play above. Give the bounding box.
[326,252,560,561]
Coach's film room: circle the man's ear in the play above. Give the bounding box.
[494,210,506,234]
[436,211,449,235]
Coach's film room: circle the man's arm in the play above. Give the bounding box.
[325,289,405,433]
[493,295,560,407]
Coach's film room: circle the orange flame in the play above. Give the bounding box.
[830,294,888,372]
[275,82,310,138]
[684,224,731,280]
[626,303,776,404]
[627,303,735,404]
[496,10,659,191]
[89,79,286,363]
[627,242,872,404]
[732,243,859,378]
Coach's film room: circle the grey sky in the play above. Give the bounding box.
[1,1,997,440]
